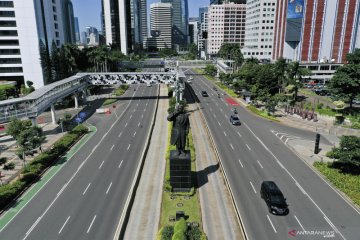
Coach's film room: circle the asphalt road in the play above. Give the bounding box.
[0,85,158,240]
[187,70,360,240]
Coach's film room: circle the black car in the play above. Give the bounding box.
[201,91,209,97]
[260,181,289,215]
[229,114,241,125]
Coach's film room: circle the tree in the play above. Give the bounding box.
[50,41,60,82]
[327,136,360,172]
[6,119,32,140]
[39,40,52,84]
[274,58,288,93]
[328,51,360,109]
[218,43,244,69]
[204,64,217,77]
[16,126,46,163]
[159,48,178,58]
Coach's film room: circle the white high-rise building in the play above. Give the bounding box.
[0,0,74,88]
[144,3,172,50]
[189,19,199,46]
[207,3,246,57]
[243,0,276,60]
[198,7,208,58]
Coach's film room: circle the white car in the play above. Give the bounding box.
[146,83,151,87]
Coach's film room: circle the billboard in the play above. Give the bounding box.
[287,0,304,19]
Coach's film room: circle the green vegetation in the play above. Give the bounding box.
[314,162,360,207]
[326,136,360,170]
[114,84,129,96]
[0,85,17,100]
[247,105,279,122]
[184,43,198,60]
[218,43,244,69]
[3,162,15,170]
[0,157,7,165]
[0,125,88,210]
[159,48,178,58]
[102,99,117,106]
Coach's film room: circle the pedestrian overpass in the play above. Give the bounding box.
[0,71,185,124]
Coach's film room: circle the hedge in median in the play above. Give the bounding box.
[0,124,89,210]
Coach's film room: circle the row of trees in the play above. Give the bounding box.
[39,41,147,85]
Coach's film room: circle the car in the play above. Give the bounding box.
[187,79,192,84]
[260,181,289,215]
[146,83,151,87]
[201,91,208,97]
[229,114,241,125]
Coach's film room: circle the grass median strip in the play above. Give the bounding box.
[0,125,97,231]
[247,105,279,122]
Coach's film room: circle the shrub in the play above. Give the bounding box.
[3,162,15,170]
[0,157,7,165]
[0,181,26,209]
[172,231,186,240]
[21,172,39,184]
[70,125,88,135]
[316,103,324,109]
[187,225,203,240]
[173,218,187,235]
[161,226,174,240]
[52,133,78,155]
[351,122,360,129]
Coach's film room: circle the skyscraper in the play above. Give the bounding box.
[75,17,80,44]
[161,0,189,47]
[0,0,75,88]
[61,0,76,44]
[188,19,199,45]
[207,3,246,56]
[130,0,147,51]
[273,0,360,63]
[144,3,172,50]
[243,0,277,60]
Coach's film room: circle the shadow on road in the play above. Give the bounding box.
[193,163,220,188]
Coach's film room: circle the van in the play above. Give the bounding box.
[260,181,289,215]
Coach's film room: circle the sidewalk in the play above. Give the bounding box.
[188,103,243,240]
[124,85,168,240]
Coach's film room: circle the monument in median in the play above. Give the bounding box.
[167,104,192,192]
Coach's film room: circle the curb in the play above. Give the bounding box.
[187,85,248,240]
[113,84,161,240]
[285,140,360,215]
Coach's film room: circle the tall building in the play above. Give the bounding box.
[85,26,99,46]
[61,0,76,44]
[198,6,208,57]
[102,0,147,54]
[75,17,80,44]
[243,0,277,60]
[189,18,199,45]
[161,0,189,47]
[207,3,246,57]
[0,0,75,88]
[273,0,360,63]
[144,3,172,50]
[211,0,246,4]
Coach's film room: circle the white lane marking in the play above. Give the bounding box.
[215,103,218,106]
[257,160,264,169]
[106,182,113,195]
[118,132,122,138]
[57,183,68,196]
[206,103,209,105]
[324,216,343,238]
[246,144,252,151]
[19,90,138,239]
[58,216,70,234]
[280,135,284,140]
[238,159,244,168]
[138,122,141,126]
[210,107,212,111]
[295,182,307,195]
[224,114,227,118]
[223,131,227,137]
[230,144,234,150]
[218,121,221,126]
[267,215,277,233]
[125,122,128,127]
[237,132,242,137]
[220,108,223,112]
[129,115,132,119]
[127,144,131,150]
[144,108,146,112]
[141,114,144,118]
[213,114,217,118]
[110,145,115,151]
[136,103,138,106]
[242,122,346,239]
[99,161,105,169]
[133,131,137,137]
[83,183,91,195]
[294,215,306,231]
[250,182,257,194]
[86,215,97,233]
[284,138,289,145]
[118,160,123,168]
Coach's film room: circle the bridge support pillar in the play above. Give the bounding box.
[30,117,37,126]
[51,104,57,125]
[74,94,79,109]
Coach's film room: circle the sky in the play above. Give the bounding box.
[72,0,209,33]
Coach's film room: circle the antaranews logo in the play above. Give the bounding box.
[288,229,335,238]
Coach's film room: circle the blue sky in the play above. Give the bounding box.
[73,0,209,33]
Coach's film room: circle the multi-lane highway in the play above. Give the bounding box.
[187,70,360,240]
[0,85,158,240]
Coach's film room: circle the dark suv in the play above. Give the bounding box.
[260,181,289,215]
[201,91,208,97]
[230,114,241,125]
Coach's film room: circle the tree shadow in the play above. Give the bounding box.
[193,163,220,188]
[329,162,360,175]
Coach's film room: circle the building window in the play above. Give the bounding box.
[55,31,59,37]
[0,49,20,55]
[0,30,17,36]
[54,15,57,21]
[0,67,22,73]
[0,58,21,64]
[53,6,56,12]
[56,40,60,46]
[54,23,58,29]
[0,11,15,17]
[0,39,18,45]
[0,20,16,27]
[0,1,14,7]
